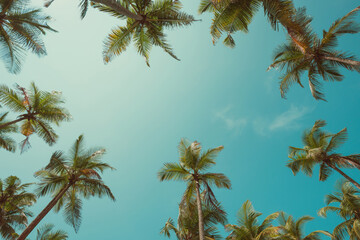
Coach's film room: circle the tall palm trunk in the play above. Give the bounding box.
[195,181,205,240]
[0,117,26,129]
[326,162,360,190]
[17,184,72,240]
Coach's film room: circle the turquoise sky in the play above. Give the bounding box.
[1,0,360,239]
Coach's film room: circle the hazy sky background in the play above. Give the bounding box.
[1,0,360,239]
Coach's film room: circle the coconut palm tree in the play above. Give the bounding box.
[277,212,332,239]
[0,176,36,240]
[0,0,55,73]
[45,0,195,66]
[198,0,298,47]
[318,180,360,240]
[161,195,227,240]
[0,82,71,152]
[158,139,231,240]
[268,6,360,100]
[93,0,195,66]
[225,200,279,240]
[17,135,115,240]
[0,112,17,152]
[36,224,68,240]
[287,120,360,189]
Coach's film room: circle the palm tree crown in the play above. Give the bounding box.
[277,212,332,239]
[268,6,360,100]
[0,82,71,152]
[0,0,55,73]
[287,120,360,189]
[318,180,360,240]
[0,176,36,240]
[225,200,279,240]
[91,0,195,66]
[17,135,115,240]
[158,139,231,240]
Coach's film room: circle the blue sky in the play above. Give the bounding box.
[1,0,360,239]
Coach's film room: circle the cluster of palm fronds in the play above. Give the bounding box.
[1,0,360,239]
[0,82,71,153]
[1,0,359,100]
[157,138,360,240]
[199,0,360,100]
[0,135,115,240]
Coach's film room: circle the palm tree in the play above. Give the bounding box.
[268,6,360,100]
[0,82,71,152]
[46,0,195,66]
[17,135,115,240]
[318,180,360,240]
[36,224,68,240]
[277,212,332,239]
[0,112,17,152]
[93,0,195,66]
[0,0,55,73]
[287,120,360,189]
[0,176,36,240]
[158,139,231,240]
[161,195,227,240]
[225,200,279,240]
[198,0,298,47]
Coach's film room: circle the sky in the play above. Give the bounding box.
[1,0,360,239]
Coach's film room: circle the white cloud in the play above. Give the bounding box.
[215,106,248,134]
[269,105,311,131]
[215,105,312,136]
[252,105,313,135]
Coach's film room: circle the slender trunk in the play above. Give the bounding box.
[195,181,205,240]
[90,0,143,20]
[17,184,72,240]
[323,56,360,67]
[0,117,26,129]
[326,162,360,190]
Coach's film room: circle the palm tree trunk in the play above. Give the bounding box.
[323,56,360,67]
[17,184,72,240]
[0,117,26,129]
[195,181,205,240]
[90,0,143,20]
[327,162,360,190]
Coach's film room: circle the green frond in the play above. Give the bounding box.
[0,85,26,112]
[91,2,127,20]
[36,224,68,240]
[160,218,177,238]
[306,67,325,101]
[158,162,190,181]
[201,173,231,189]
[319,163,332,181]
[103,23,137,63]
[63,189,82,232]
[326,128,348,153]
[197,145,224,170]
[0,0,54,73]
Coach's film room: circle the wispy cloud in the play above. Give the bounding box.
[269,105,311,131]
[215,106,247,135]
[215,105,312,136]
[253,105,313,135]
